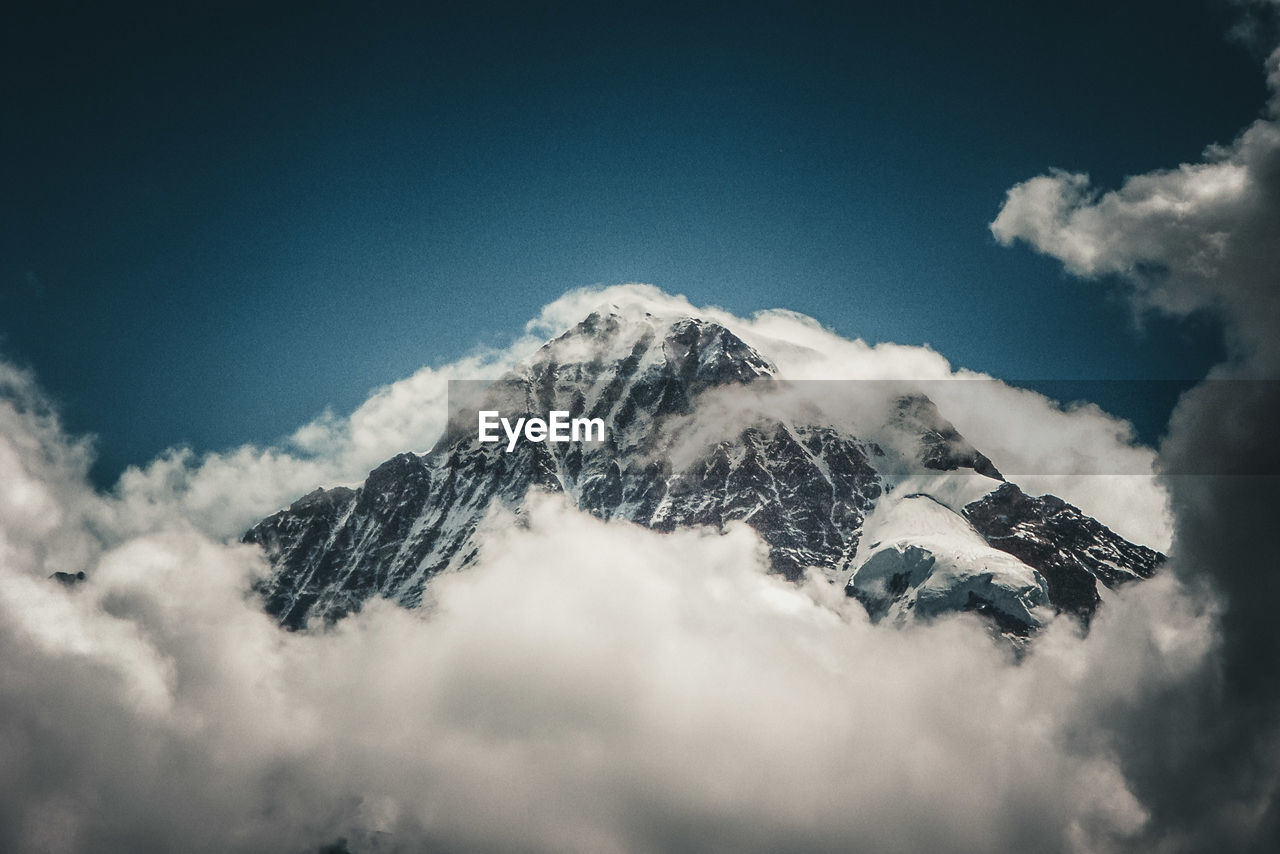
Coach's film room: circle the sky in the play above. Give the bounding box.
[4,3,1280,851]
[1,0,1267,485]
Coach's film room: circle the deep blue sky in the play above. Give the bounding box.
[2,1,1266,485]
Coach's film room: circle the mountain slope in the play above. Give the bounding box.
[245,305,1161,633]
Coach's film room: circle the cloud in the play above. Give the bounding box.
[0,383,1214,851]
[992,29,1280,854]
[0,269,1217,851]
[108,345,541,541]
[991,46,1280,364]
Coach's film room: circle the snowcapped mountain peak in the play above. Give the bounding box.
[533,306,776,387]
[245,305,1162,635]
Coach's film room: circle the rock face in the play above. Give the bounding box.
[963,483,1163,622]
[245,305,1162,634]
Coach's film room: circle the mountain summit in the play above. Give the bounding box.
[245,304,1161,634]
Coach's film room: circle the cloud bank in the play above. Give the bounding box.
[0,369,1212,851]
[0,265,1207,854]
[0,272,1212,852]
[992,26,1280,854]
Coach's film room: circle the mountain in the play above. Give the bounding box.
[244,304,1162,635]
